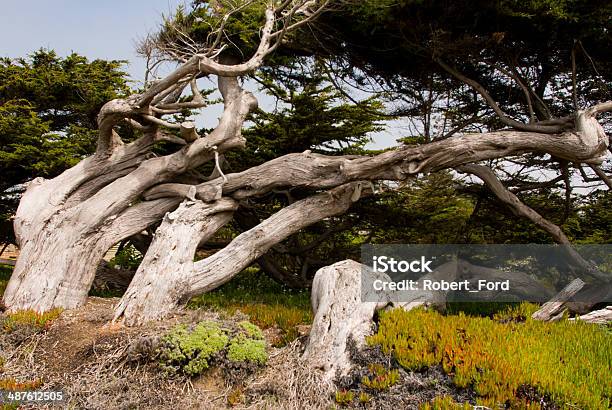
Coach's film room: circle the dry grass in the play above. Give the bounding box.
[0,297,333,409]
[241,339,333,409]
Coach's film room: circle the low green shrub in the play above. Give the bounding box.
[445,301,518,317]
[367,306,611,409]
[158,319,267,377]
[158,321,229,376]
[227,335,267,365]
[237,320,264,340]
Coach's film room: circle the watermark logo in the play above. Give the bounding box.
[372,255,433,273]
[361,244,611,303]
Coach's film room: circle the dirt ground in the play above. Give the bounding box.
[0,298,332,409]
[0,298,473,409]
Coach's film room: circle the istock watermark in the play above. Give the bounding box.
[372,256,434,273]
[360,244,611,303]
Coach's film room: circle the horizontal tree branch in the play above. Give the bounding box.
[144,127,609,202]
[187,182,370,295]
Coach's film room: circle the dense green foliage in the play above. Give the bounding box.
[368,306,611,408]
[0,50,129,243]
[299,0,611,124]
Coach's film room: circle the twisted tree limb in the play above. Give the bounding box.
[113,182,371,324]
[457,164,607,283]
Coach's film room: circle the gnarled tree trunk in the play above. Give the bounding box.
[3,63,258,312]
[4,157,180,310]
[113,199,237,325]
[114,182,369,325]
[2,0,610,328]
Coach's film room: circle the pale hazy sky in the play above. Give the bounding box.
[0,0,185,82]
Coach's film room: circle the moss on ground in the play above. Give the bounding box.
[157,319,267,377]
[158,321,229,376]
[227,335,267,365]
[367,304,611,409]
[237,320,264,340]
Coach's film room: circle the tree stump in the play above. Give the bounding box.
[302,260,390,381]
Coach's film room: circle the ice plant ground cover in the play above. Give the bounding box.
[367,305,611,409]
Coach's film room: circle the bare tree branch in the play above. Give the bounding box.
[589,164,612,189]
[458,164,606,281]
[437,59,568,134]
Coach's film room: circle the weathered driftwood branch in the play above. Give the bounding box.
[565,282,612,315]
[532,278,585,321]
[454,259,555,302]
[188,182,371,295]
[571,306,612,324]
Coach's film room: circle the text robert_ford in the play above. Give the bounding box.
[370,256,510,292]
